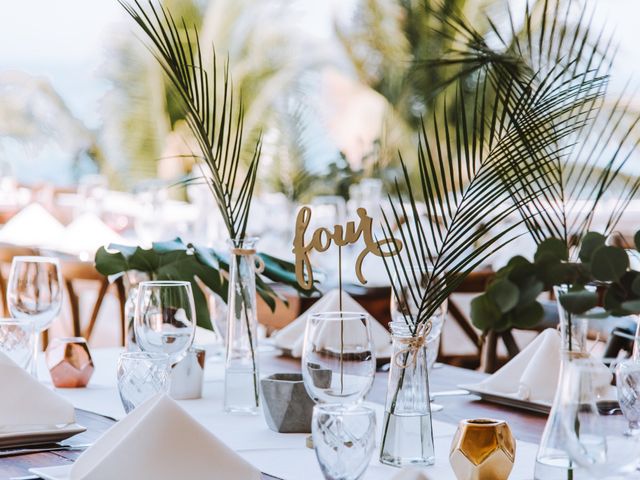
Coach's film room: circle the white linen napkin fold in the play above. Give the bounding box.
[60,213,126,256]
[70,394,261,480]
[0,203,66,248]
[475,328,611,404]
[272,289,391,357]
[0,352,75,429]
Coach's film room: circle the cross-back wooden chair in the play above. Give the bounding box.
[61,260,127,346]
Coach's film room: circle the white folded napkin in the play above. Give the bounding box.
[0,203,66,248]
[70,394,261,480]
[272,289,391,357]
[60,212,126,256]
[0,352,75,429]
[392,467,432,479]
[475,328,611,404]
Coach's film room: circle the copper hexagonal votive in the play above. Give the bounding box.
[46,337,94,388]
[449,418,515,480]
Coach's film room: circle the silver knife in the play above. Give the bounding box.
[0,443,91,458]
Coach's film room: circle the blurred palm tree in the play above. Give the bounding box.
[339,0,640,245]
[103,0,330,194]
[101,0,203,188]
[336,0,496,162]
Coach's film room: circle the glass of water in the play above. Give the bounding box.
[312,404,376,480]
[0,318,34,370]
[616,359,640,429]
[117,352,170,413]
[302,312,375,406]
[134,281,196,365]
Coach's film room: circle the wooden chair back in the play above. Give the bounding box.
[60,260,126,346]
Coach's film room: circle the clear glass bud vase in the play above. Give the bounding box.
[534,286,589,479]
[380,321,435,467]
[224,237,260,414]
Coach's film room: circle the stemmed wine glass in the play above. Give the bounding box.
[134,281,196,368]
[302,311,376,405]
[561,357,640,478]
[302,311,377,480]
[7,256,63,377]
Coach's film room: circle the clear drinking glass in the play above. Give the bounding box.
[7,256,63,377]
[224,237,260,414]
[302,312,375,405]
[312,404,376,480]
[117,352,170,413]
[134,281,196,365]
[379,321,435,467]
[0,318,34,370]
[561,358,640,478]
[390,266,447,370]
[616,359,640,429]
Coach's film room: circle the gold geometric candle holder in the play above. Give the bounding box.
[449,418,516,480]
[45,337,94,388]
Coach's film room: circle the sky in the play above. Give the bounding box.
[0,0,637,184]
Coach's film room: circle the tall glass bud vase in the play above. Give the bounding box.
[224,237,260,414]
[534,286,588,479]
[380,321,435,467]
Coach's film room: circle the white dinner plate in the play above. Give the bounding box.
[0,424,86,449]
[29,465,72,480]
[459,383,552,414]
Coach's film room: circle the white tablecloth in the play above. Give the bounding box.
[38,348,538,480]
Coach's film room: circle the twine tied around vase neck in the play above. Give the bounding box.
[393,321,432,369]
[230,247,265,274]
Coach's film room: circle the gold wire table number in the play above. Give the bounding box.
[293,205,403,447]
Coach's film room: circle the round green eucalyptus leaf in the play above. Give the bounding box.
[542,262,578,286]
[506,255,531,269]
[534,238,568,263]
[621,300,640,314]
[511,302,544,329]
[579,232,606,262]
[516,277,545,305]
[591,246,629,281]
[559,289,598,314]
[470,295,502,331]
[632,275,640,296]
[487,279,519,313]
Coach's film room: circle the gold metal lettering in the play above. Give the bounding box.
[292,206,403,289]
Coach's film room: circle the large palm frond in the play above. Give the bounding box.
[425,0,640,247]
[381,65,605,332]
[120,0,261,240]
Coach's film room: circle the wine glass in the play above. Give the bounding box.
[134,281,196,366]
[302,312,375,406]
[7,256,63,377]
[561,357,640,478]
[616,359,640,429]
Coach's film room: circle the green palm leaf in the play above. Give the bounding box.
[424,0,640,248]
[381,63,604,332]
[120,0,261,240]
